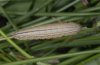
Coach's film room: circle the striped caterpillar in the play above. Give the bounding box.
[0,22,81,41]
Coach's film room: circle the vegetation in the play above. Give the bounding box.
[0,0,100,65]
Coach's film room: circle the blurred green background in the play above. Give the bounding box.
[0,0,100,65]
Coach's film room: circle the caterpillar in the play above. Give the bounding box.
[0,22,81,41]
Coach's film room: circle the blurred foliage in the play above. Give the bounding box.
[0,0,100,65]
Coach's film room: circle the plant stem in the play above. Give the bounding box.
[34,12,100,16]
[2,49,100,65]
[0,30,33,59]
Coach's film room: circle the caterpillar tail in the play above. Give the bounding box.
[0,36,13,41]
